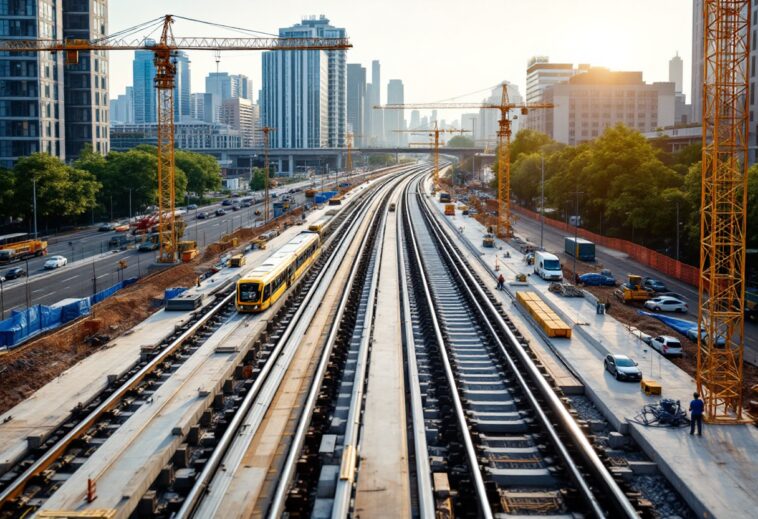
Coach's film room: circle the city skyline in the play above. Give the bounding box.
[106,0,693,115]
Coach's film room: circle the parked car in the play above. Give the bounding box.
[197,212,208,220]
[231,204,241,211]
[241,201,253,208]
[221,199,233,206]
[44,255,68,269]
[604,354,642,381]
[650,335,684,357]
[578,270,616,286]
[215,208,226,216]
[138,241,160,252]
[685,328,727,347]
[98,223,115,232]
[628,326,652,345]
[114,223,130,233]
[643,277,668,293]
[644,296,688,313]
[1,266,26,280]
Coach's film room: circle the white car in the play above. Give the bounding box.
[650,335,683,357]
[44,255,68,269]
[644,296,688,313]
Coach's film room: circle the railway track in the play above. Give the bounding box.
[398,176,640,518]
[0,164,417,519]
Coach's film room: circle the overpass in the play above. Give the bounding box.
[196,146,484,175]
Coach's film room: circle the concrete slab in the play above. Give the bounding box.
[425,179,758,519]
[353,195,412,518]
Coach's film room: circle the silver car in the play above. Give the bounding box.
[604,354,643,381]
[644,296,688,313]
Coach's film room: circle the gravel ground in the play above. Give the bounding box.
[569,395,695,519]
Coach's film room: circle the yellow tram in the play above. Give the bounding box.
[236,231,321,312]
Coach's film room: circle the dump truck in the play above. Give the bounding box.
[614,274,653,303]
[0,239,48,264]
[564,236,595,261]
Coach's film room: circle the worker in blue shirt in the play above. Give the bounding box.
[689,392,704,436]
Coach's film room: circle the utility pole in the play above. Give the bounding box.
[260,126,276,223]
[540,154,545,250]
[32,177,37,239]
[129,189,133,223]
[675,201,680,262]
[572,191,583,282]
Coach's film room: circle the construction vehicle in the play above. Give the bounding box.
[178,240,198,262]
[438,192,452,203]
[614,275,653,303]
[482,234,495,248]
[0,239,48,264]
[444,204,456,216]
[229,254,246,267]
[305,188,317,198]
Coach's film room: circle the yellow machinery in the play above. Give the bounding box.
[614,275,651,303]
[378,84,554,238]
[444,204,456,216]
[178,240,198,262]
[697,1,750,422]
[229,254,246,267]
[1,16,350,264]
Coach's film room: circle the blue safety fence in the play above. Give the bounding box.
[164,287,187,301]
[0,277,139,349]
[314,191,338,204]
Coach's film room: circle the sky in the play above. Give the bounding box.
[108,0,694,117]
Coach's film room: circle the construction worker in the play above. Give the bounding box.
[689,392,704,436]
[497,273,505,291]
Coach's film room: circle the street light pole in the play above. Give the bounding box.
[32,177,38,239]
[540,154,545,250]
[675,201,680,262]
[572,191,583,282]
[129,189,133,223]
[0,277,5,321]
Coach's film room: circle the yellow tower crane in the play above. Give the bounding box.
[0,15,350,262]
[395,122,470,190]
[697,1,750,423]
[377,84,553,238]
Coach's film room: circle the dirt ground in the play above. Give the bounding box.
[561,256,758,413]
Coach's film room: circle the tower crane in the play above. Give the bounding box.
[697,1,750,422]
[0,15,350,262]
[378,83,553,237]
[394,122,470,190]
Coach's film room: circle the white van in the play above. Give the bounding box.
[534,251,563,281]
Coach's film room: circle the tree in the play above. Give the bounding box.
[249,167,267,191]
[11,153,99,225]
[175,149,221,198]
[447,135,475,148]
[368,153,395,167]
[510,153,544,209]
[0,168,14,220]
[510,129,555,162]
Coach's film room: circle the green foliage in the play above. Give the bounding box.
[447,135,475,148]
[249,167,267,191]
[175,149,221,196]
[0,168,14,215]
[510,129,555,162]
[368,153,395,167]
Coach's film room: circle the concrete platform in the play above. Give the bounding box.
[353,187,412,518]
[425,180,758,519]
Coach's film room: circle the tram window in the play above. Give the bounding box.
[239,283,261,302]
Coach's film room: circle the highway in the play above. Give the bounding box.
[512,210,758,362]
[0,170,370,320]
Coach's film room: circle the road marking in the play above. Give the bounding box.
[97,273,110,279]
[61,276,78,282]
[32,288,46,293]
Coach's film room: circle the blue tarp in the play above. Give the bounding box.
[164,287,187,301]
[638,311,698,337]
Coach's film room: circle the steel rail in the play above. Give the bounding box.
[265,169,422,518]
[176,170,407,519]
[402,178,494,519]
[415,180,638,518]
[0,288,237,507]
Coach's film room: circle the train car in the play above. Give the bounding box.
[236,231,320,313]
[308,216,332,236]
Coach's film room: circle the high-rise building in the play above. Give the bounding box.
[385,79,405,146]
[219,97,258,147]
[233,74,253,101]
[261,16,347,148]
[669,52,683,93]
[369,60,383,144]
[410,110,420,130]
[190,93,214,123]
[691,0,704,123]
[173,51,191,119]
[132,45,157,124]
[110,87,134,124]
[62,0,109,159]
[461,113,478,139]
[478,83,522,143]
[347,64,366,145]
[523,57,588,135]
[540,67,675,145]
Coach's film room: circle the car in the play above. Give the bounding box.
[1,267,26,280]
[187,203,198,210]
[644,296,688,313]
[241,201,253,208]
[221,199,233,206]
[98,223,114,232]
[578,270,616,286]
[271,192,278,198]
[604,354,643,381]
[138,241,160,252]
[197,212,208,220]
[650,335,683,356]
[643,277,668,293]
[114,223,130,233]
[627,326,653,345]
[215,208,226,216]
[684,328,727,347]
[231,204,241,211]
[44,255,68,269]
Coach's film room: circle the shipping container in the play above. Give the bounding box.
[564,236,595,261]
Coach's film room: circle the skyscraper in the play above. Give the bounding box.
[370,60,383,145]
[410,110,420,130]
[220,98,258,147]
[190,93,214,123]
[347,64,366,146]
[261,16,347,148]
[523,57,587,135]
[133,44,190,124]
[62,0,109,159]
[173,51,191,119]
[385,79,405,146]
[110,87,134,125]
[691,0,704,123]
[669,52,683,93]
